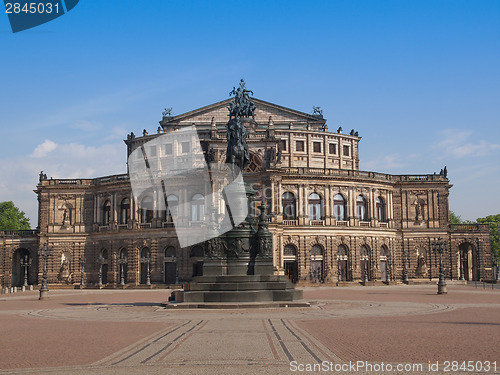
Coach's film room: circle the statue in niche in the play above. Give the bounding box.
[61,205,71,226]
[58,259,72,283]
[415,200,424,221]
[416,251,428,277]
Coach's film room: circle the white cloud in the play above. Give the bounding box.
[0,140,126,225]
[30,139,58,158]
[436,129,500,158]
[362,154,406,172]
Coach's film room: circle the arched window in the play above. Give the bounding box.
[376,197,386,222]
[141,247,150,259]
[284,244,297,256]
[356,195,368,221]
[337,244,349,282]
[308,193,322,220]
[102,200,111,226]
[120,198,130,225]
[360,245,371,281]
[337,244,348,258]
[164,195,178,222]
[190,246,205,258]
[140,196,154,223]
[311,244,323,256]
[333,194,346,221]
[191,194,205,221]
[164,246,176,258]
[282,192,296,220]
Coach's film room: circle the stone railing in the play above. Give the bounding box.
[450,224,490,232]
[0,229,39,237]
[310,220,325,226]
[93,174,129,185]
[280,168,448,182]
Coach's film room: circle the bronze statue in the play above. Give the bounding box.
[225,79,254,172]
[228,79,256,119]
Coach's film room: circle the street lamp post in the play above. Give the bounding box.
[337,259,342,283]
[433,237,448,294]
[386,254,391,284]
[402,248,408,284]
[459,250,465,281]
[97,255,105,288]
[79,256,85,288]
[21,255,32,288]
[363,259,369,284]
[118,256,127,286]
[140,255,151,286]
[38,243,53,300]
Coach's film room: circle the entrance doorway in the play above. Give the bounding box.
[360,245,371,281]
[310,245,324,283]
[284,260,298,283]
[164,262,177,284]
[11,248,31,287]
[459,242,479,281]
[140,248,150,285]
[284,244,298,283]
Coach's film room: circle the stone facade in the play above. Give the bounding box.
[0,97,494,288]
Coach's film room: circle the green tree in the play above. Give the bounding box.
[0,201,31,230]
[477,214,500,266]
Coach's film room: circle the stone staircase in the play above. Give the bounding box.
[169,275,305,306]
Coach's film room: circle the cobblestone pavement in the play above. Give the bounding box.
[0,285,499,374]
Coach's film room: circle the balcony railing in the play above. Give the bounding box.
[450,224,490,232]
[283,220,298,226]
[335,220,349,226]
[0,229,39,237]
[310,220,325,226]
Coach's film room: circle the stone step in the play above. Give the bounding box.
[186,281,291,292]
[182,289,299,303]
[162,301,311,309]
[191,275,289,283]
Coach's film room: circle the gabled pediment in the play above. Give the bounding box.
[161,97,325,126]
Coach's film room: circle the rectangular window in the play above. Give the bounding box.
[313,142,321,153]
[329,143,337,154]
[148,146,157,157]
[343,145,350,156]
[181,141,190,153]
[164,144,172,155]
[296,140,305,152]
[280,139,287,151]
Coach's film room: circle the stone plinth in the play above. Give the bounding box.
[177,275,303,303]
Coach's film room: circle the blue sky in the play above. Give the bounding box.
[1,0,499,224]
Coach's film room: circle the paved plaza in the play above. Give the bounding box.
[0,285,499,374]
